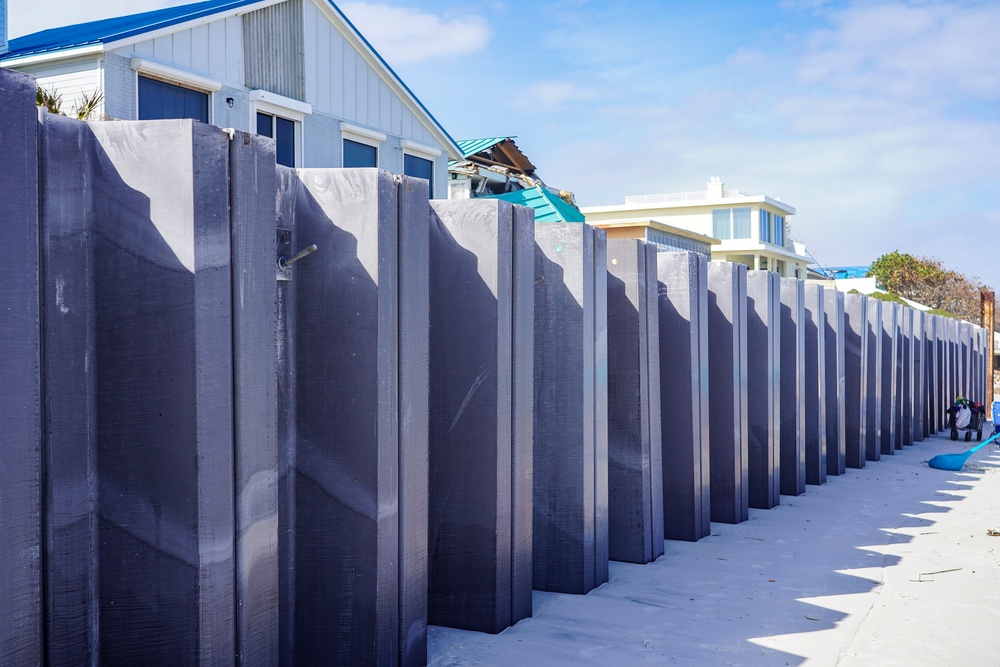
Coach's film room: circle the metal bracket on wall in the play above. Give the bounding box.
[277,227,317,281]
[276,228,292,282]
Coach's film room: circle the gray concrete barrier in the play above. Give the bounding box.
[89,120,236,664]
[880,302,898,455]
[707,262,749,523]
[779,278,806,496]
[427,198,533,633]
[866,299,883,460]
[746,270,781,509]
[607,239,664,563]
[843,293,868,468]
[533,222,609,594]
[824,289,846,475]
[924,314,938,435]
[277,168,428,663]
[803,283,828,485]
[0,67,42,667]
[657,252,712,539]
[894,306,908,448]
[37,111,99,666]
[229,130,280,665]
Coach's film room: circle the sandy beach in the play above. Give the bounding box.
[429,429,1000,666]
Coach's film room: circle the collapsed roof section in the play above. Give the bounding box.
[450,136,583,222]
[450,137,542,196]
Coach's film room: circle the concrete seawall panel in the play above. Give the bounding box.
[803,283,828,485]
[707,262,749,523]
[657,252,712,539]
[0,67,42,667]
[824,289,846,475]
[843,294,868,468]
[532,223,609,594]
[779,279,806,496]
[607,240,664,564]
[746,270,781,509]
[428,198,532,633]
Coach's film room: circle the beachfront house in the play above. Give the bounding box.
[0,0,461,197]
[582,177,811,276]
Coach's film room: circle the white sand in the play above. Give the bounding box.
[429,430,1000,666]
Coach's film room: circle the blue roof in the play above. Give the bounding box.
[0,0,461,157]
[3,0,259,58]
[485,186,585,224]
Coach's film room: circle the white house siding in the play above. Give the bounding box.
[212,85,251,130]
[126,16,244,88]
[244,0,305,101]
[22,57,102,118]
[380,135,402,176]
[301,112,341,168]
[102,52,136,120]
[302,0,436,147]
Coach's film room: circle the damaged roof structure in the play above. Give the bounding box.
[449,136,584,222]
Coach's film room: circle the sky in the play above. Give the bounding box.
[8,0,1000,292]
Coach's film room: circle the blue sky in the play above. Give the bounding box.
[9,0,1000,292]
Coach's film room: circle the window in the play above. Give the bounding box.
[137,76,209,123]
[400,140,442,195]
[131,58,220,123]
[732,207,751,238]
[249,90,311,169]
[712,209,731,240]
[759,210,772,243]
[774,215,785,247]
[712,207,752,240]
[341,123,386,169]
[344,139,378,168]
[403,154,434,192]
[257,112,296,168]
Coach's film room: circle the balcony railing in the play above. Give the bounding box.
[624,189,753,206]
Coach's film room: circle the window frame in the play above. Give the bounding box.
[773,214,786,247]
[249,89,311,169]
[401,139,442,196]
[131,57,221,125]
[341,122,386,168]
[712,207,752,241]
[759,209,772,244]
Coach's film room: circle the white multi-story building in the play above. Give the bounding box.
[0,0,461,197]
[582,177,812,277]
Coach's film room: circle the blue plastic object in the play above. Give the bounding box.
[928,431,1000,471]
[992,400,1000,427]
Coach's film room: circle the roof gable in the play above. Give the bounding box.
[2,0,460,158]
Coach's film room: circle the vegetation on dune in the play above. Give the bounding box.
[867,251,992,329]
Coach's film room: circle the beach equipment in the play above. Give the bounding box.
[928,430,1000,471]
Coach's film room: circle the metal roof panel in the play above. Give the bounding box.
[486,186,585,224]
[457,137,510,158]
[3,0,259,58]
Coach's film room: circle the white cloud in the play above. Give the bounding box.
[338,2,490,65]
[797,2,1000,101]
[511,80,599,113]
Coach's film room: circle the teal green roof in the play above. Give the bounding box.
[457,137,510,158]
[486,187,585,224]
